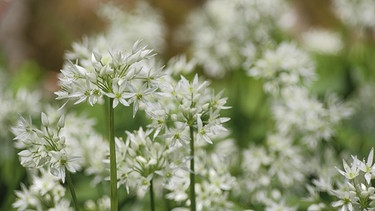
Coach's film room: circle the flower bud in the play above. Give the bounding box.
[41,112,49,126]
[57,115,65,129]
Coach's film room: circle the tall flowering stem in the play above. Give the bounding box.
[66,170,80,211]
[189,125,196,211]
[108,98,118,211]
[150,179,155,211]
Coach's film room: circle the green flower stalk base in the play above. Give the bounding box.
[189,126,196,211]
[150,179,155,211]
[109,98,118,211]
[66,170,79,211]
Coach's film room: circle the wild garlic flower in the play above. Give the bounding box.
[301,29,343,55]
[181,0,290,77]
[84,195,110,211]
[116,128,167,193]
[272,86,352,146]
[249,42,316,94]
[146,74,230,148]
[57,40,161,115]
[329,148,375,210]
[165,150,235,210]
[13,169,71,211]
[66,1,165,64]
[333,0,375,29]
[12,112,81,183]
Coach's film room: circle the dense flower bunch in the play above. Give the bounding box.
[12,111,80,183]
[66,1,165,66]
[56,40,160,113]
[13,169,71,211]
[165,149,236,210]
[241,41,353,209]
[308,148,375,211]
[301,29,343,55]
[145,74,230,146]
[248,42,316,94]
[115,128,167,193]
[182,0,290,77]
[331,148,375,210]
[333,0,375,29]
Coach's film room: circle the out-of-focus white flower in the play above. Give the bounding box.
[301,29,343,54]
[13,169,71,211]
[272,86,352,146]
[182,0,291,78]
[249,42,316,94]
[66,1,165,63]
[333,0,375,29]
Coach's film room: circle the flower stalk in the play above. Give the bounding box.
[189,125,196,211]
[150,179,155,211]
[66,170,80,211]
[108,98,118,211]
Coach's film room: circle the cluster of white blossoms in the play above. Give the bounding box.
[115,128,167,194]
[56,40,161,115]
[301,29,343,55]
[12,111,81,183]
[0,88,42,160]
[165,150,236,210]
[273,87,352,146]
[13,169,71,210]
[242,40,353,209]
[248,42,316,94]
[66,1,165,66]
[145,73,230,147]
[332,0,375,29]
[309,148,375,211]
[182,0,290,77]
[239,134,305,207]
[249,41,352,146]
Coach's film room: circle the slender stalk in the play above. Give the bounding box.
[150,179,155,211]
[108,98,118,211]
[189,126,196,211]
[66,169,80,211]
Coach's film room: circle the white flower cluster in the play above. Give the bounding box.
[165,150,236,210]
[273,87,352,146]
[248,42,316,94]
[182,0,290,77]
[244,40,353,209]
[115,128,167,193]
[109,63,233,208]
[309,148,375,211]
[56,40,160,115]
[66,1,165,65]
[145,74,230,147]
[333,0,375,29]
[249,42,352,146]
[13,169,72,211]
[301,29,343,55]
[240,134,305,205]
[327,148,375,211]
[12,112,81,183]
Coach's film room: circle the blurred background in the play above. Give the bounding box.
[1,0,375,210]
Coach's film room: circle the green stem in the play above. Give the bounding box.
[108,98,118,211]
[66,169,80,211]
[189,126,196,211]
[150,179,155,211]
